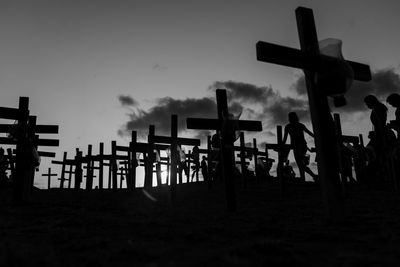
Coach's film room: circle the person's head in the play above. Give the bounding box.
[364,95,379,109]
[202,156,206,160]
[386,93,400,108]
[288,112,299,123]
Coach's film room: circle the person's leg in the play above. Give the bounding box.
[294,149,318,181]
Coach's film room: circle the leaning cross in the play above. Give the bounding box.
[187,89,262,211]
[256,7,371,219]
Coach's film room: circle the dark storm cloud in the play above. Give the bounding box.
[211,80,309,126]
[118,97,217,137]
[263,96,309,126]
[118,95,138,107]
[210,81,275,104]
[291,68,400,113]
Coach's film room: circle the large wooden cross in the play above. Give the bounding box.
[187,89,262,211]
[256,7,371,219]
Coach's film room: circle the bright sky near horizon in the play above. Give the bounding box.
[1,0,399,188]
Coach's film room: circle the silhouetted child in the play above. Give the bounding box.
[282,112,318,181]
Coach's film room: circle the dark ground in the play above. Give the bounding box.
[1,180,400,267]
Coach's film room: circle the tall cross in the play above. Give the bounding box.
[187,89,262,211]
[256,7,371,219]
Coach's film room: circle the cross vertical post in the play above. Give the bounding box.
[253,138,258,182]
[217,90,237,212]
[239,132,247,189]
[14,97,30,203]
[99,142,104,189]
[295,7,344,218]
[277,125,285,196]
[74,149,83,190]
[334,113,348,197]
[145,125,155,188]
[86,144,93,191]
[170,114,178,201]
[129,131,137,190]
[60,152,67,189]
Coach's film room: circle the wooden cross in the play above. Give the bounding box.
[42,168,57,189]
[149,114,200,200]
[256,7,371,219]
[187,89,262,211]
[0,97,59,202]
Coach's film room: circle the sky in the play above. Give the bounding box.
[0,0,400,188]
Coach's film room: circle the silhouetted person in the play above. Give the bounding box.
[364,95,388,146]
[201,156,209,182]
[177,145,188,183]
[211,132,222,182]
[386,93,400,138]
[364,95,389,178]
[191,145,200,182]
[282,112,318,181]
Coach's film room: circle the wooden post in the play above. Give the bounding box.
[277,125,285,196]
[253,138,258,182]
[14,96,30,203]
[187,150,191,183]
[156,149,162,186]
[129,131,137,190]
[207,135,212,186]
[60,152,67,189]
[239,132,247,188]
[170,115,178,200]
[334,113,348,197]
[99,142,104,189]
[85,144,94,191]
[145,125,155,188]
[67,164,73,189]
[111,141,118,190]
[28,116,38,193]
[74,149,82,190]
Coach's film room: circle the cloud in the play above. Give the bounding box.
[209,80,275,105]
[118,97,217,138]
[212,80,309,126]
[118,95,139,107]
[291,67,400,113]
